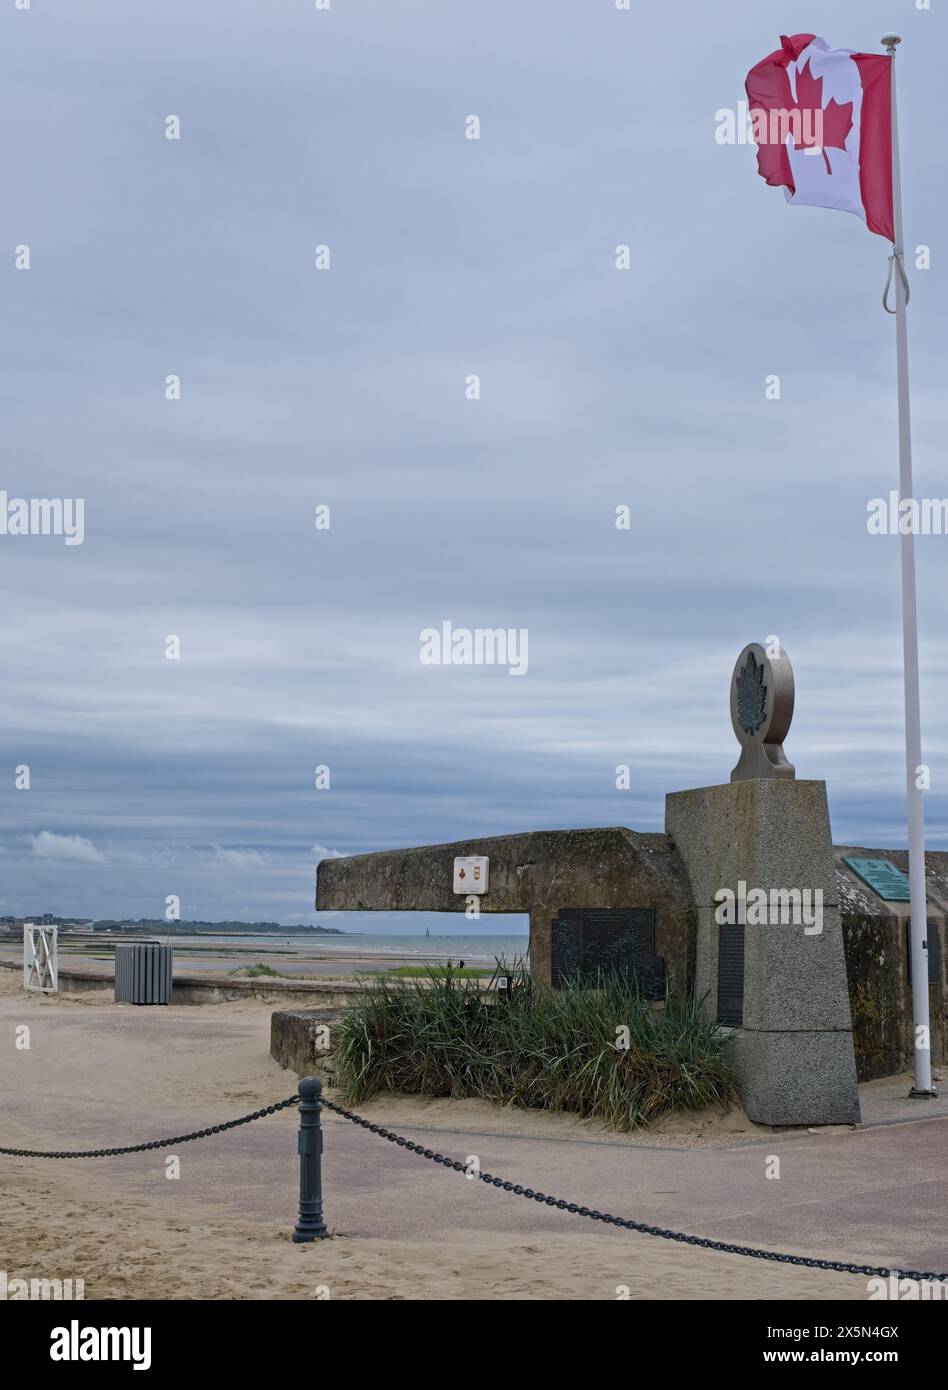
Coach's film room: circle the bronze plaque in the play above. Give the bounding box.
[717,923,744,1026]
[905,919,943,987]
[551,908,662,996]
[844,856,911,903]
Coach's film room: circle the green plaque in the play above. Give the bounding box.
[843,856,911,902]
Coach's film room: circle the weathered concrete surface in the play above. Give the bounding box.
[734,1031,861,1128]
[836,846,948,1081]
[0,958,362,1009]
[666,780,860,1126]
[317,827,696,991]
[666,782,853,1026]
[270,1008,342,1074]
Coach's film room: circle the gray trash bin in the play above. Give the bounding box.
[114,942,173,1004]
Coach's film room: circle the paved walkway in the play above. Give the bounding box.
[3,986,947,1277]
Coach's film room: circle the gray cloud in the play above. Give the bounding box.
[1,1,946,926]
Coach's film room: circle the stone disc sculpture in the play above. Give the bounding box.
[730,642,795,781]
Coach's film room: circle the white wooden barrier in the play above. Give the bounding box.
[23,924,58,993]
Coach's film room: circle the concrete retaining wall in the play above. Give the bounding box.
[0,958,363,1009]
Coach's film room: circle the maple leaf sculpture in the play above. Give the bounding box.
[791,60,853,175]
[736,652,768,737]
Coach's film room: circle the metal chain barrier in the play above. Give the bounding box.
[0,1095,300,1158]
[5,1076,947,1283]
[317,1093,948,1283]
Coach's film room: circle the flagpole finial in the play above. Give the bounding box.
[881,33,902,55]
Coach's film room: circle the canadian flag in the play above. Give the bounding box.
[746,35,893,240]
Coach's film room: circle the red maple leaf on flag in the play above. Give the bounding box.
[746,34,894,238]
[789,60,853,175]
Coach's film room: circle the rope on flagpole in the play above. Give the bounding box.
[882,250,910,313]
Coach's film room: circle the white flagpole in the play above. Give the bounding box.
[882,34,936,1097]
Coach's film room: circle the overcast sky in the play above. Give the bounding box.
[2,0,946,931]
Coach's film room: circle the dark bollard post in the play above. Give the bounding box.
[292,1076,328,1242]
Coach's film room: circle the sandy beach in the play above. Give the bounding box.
[2,970,945,1301]
[0,931,522,981]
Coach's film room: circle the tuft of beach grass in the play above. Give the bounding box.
[333,961,735,1130]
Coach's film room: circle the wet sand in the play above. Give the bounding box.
[0,933,503,980]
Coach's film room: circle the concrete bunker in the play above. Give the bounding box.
[317,826,696,996]
[317,644,947,1124]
